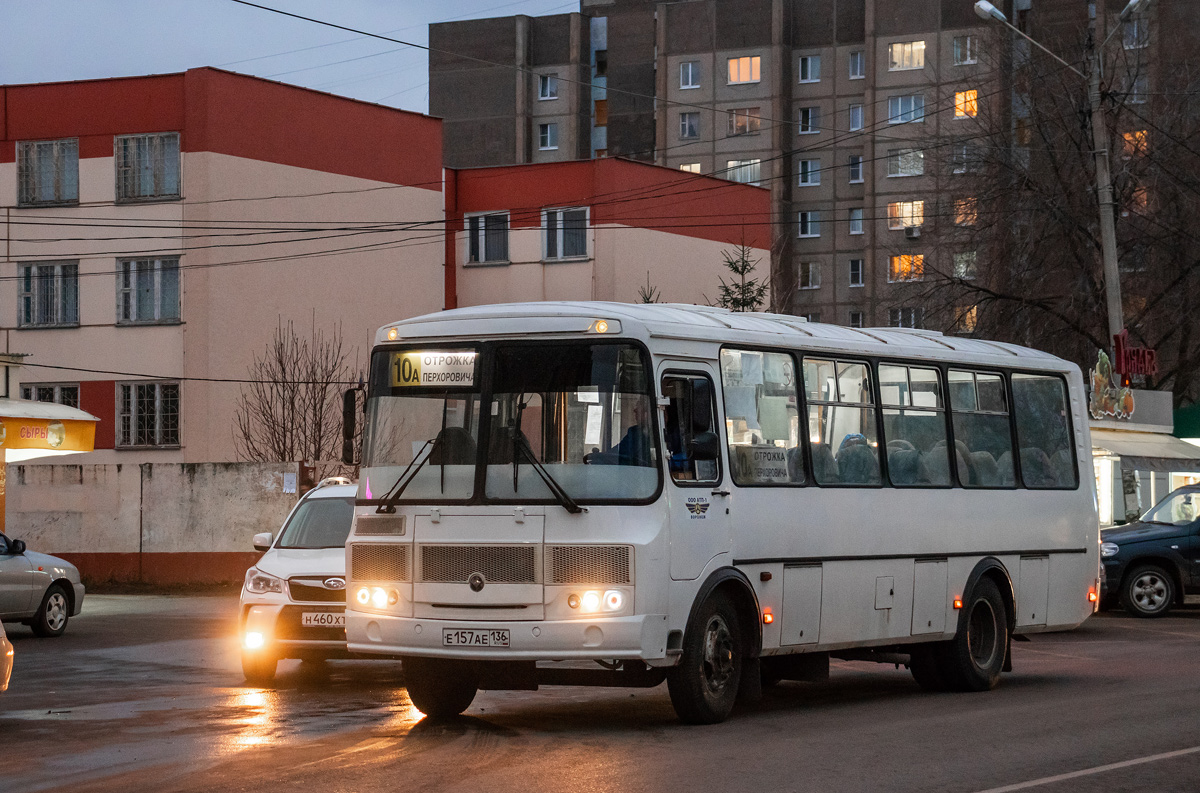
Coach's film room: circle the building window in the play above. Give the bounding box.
[726,159,761,185]
[889,307,922,328]
[887,148,925,177]
[954,197,978,226]
[680,112,700,139]
[679,162,702,173]
[1123,19,1149,50]
[467,212,509,263]
[727,56,761,84]
[22,383,80,408]
[888,94,925,123]
[538,123,559,150]
[728,107,761,136]
[888,41,925,71]
[952,144,980,174]
[799,262,821,289]
[955,305,979,333]
[849,50,865,79]
[798,159,821,186]
[887,200,924,229]
[849,259,864,287]
[953,36,978,65]
[954,251,978,280]
[594,50,607,76]
[594,100,608,126]
[849,310,864,328]
[544,207,588,260]
[849,155,864,183]
[849,208,864,234]
[118,381,180,448]
[1123,130,1148,158]
[680,61,701,89]
[115,132,180,201]
[848,103,864,131]
[955,90,979,118]
[798,55,821,83]
[1127,74,1149,104]
[889,254,924,282]
[798,211,820,238]
[803,312,821,323]
[118,258,180,323]
[538,74,559,100]
[798,106,821,134]
[18,139,79,206]
[19,261,79,328]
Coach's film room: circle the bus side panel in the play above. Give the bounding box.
[816,560,915,645]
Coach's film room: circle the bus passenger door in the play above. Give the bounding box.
[660,367,732,581]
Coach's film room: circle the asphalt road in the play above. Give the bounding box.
[2,595,1200,793]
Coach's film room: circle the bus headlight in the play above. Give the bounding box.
[603,590,624,611]
[355,586,401,611]
[567,589,629,614]
[580,591,602,613]
[1101,542,1120,558]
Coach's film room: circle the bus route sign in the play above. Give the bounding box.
[391,352,477,387]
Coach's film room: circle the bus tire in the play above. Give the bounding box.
[403,657,478,718]
[667,593,743,725]
[943,577,1008,692]
[908,644,950,692]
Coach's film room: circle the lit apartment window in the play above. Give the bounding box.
[594,99,608,126]
[679,163,702,173]
[22,383,80,408]
[799,55,821,83]
[539,74,559,100]
[953,36,978,65]
[544,207,588,260]
[680,112,700,139]
[799,262,821,289]
[889,307,922,328]
[956,304,979,333]
[118,258,180,323]
[538,123,559,150]
[849,310,864,328]
[1123,129,1148,157]
[954,197,978,226]
[680,61,701,89]
[467,212,509,263]
[798,106,821,134]
[118,381,180,448]
[19,261,79,328]
[888,41,925,71]
[115,132,180,201]
[726,159,761,185]
[727,56,761,84]
[954,251,978,280]
[798,211,820,238]
[848,103,864,131]
[849,259,864,287]
[955,90,979,118]
[849,208,864,234]
[728,107,761,136]
[849,155,864,183]
[1123,19,1149,50]
[889,254,924,282]
[798,159,821,186]
[17,139,79,206]
[888,94,925,123]
[888,148,924,177]
[849,51,865,79]
[887,201,924,229]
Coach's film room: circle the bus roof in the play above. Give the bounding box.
[379,302,1074,372]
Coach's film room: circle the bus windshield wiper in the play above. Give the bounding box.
[375,437,435,513]
[508,408,582,515]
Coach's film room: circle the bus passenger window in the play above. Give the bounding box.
[803,358,881,485]
[662,374,721,484]
[720,349,804,485]
[879,364,949,486]
[1011,373,1077,488]
[948,370,1014,487]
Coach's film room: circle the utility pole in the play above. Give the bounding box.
[1087,2,1125,346]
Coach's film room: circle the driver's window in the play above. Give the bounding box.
[0,534,8,554]
[662,374,721,484]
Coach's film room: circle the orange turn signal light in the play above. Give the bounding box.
[953,598,963,610]
[1087,589,1099,603]
[762,609,774,624]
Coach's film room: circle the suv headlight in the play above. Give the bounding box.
[1101,542,1120,558]
[244,567,284,594]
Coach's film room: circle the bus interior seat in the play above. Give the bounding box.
[969,451,1000,486]
[836,442,880,485]
[1049,448,1074,485]
[887,439,917,452]
[786,446,806,483]
[811,444,839,483]
[930,440,970,484]
[430,426,477,466]
[997,450,1016,485]
[1021,447,1055,487]
[888,447,923,485]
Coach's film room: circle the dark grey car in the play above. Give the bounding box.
[1101,486,1200,618]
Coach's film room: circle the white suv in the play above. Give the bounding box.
[239,479,356,683]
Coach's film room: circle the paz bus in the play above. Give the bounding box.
[342,302,1099,724]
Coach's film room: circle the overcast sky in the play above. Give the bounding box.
[0,0,576,114]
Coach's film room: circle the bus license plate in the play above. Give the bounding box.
[301,612,345,627]
[442,628,510,647]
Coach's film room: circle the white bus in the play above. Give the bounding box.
[342,302,1099,724]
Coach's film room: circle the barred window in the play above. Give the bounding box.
[115,133,181,201]
[118,258,180,323]
[22,383,80,409]
[19,261,79,327]
[118,382,180,448]
[18,139,79,206]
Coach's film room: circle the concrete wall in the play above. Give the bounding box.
[6,462,297,584]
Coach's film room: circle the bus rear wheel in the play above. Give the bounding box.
[667,593,743,724]
[943,577,1008,692]
[403,657,478,718]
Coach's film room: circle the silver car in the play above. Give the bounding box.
[0,533,85,637]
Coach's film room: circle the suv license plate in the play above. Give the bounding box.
[301,612,345,627]
[442,629,511,647]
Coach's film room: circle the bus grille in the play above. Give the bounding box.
[350,544,410,582]
[420,545,538,584]
[547,545,632,585]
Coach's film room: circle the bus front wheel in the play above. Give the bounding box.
[403,657,478,718]
[667,593,744,724]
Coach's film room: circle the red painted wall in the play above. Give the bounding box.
[79,380,115,450]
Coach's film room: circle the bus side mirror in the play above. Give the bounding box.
[690,431,721,461]
[342,388,358,465]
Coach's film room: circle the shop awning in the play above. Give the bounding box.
[1091,428,1200,473]
[0,398,99,462]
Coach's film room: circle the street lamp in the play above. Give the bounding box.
[973,0,1151,353]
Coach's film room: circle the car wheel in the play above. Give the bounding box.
[667,592,744,724]
[403,657,478,718]
[241,651,278,684]
[941,577,1008,692]
[1121,564,1175,618]
[31,584,70,638]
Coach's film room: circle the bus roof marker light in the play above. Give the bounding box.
[594,320,609,333]
[387,327,399,341]
[589,319,620,334]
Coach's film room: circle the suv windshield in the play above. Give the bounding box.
[276,497,355,548]
[1141,489,1200,526]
